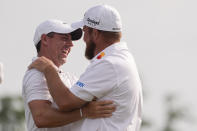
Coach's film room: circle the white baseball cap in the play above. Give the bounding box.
[72,4,122,32]
[33,19,83,46]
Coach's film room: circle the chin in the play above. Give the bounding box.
[61,59,66,64]
[62,58,67,63]
[57,59,66,67]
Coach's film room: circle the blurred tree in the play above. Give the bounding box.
[141,117,152,128]
[162,94,186,131]
[0,96,25,131]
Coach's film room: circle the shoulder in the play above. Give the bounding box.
[23,69,45,86]
[93,59,114,71]
[86,60,116,80]
[24,69,44,80]
[102,50,138,78]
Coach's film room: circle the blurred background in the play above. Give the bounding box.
[0,0,196,130]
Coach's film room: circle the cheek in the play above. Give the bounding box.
[56,42,64,51]
[83,33,87,41]
[52,45,59,54]
[84,32,90,42]
[48,44,55,53]
[49,45,61,57]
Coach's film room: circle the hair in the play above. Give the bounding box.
[97,30,122,43]
[35,32,55,53]
[35,41,41,53]
[87,27,93,34]
[86,26,122,43]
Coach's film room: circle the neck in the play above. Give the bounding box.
[37,51,60,68]
[37,51,50,59]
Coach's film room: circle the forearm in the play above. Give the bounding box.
[30,99,116,128]
[44,66,69,108]
[35,107,82,128]
[44,66,86,111]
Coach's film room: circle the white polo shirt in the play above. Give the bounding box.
[22,58,78,131]
[70,42,143,131]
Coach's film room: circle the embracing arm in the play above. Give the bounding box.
[29,100,115,128]
[44,65,85,111]
[29,100,82,128]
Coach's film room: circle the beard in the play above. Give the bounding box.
[85,41,96,60]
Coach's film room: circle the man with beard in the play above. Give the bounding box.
[23,19,116,131]
[29,5,143,131]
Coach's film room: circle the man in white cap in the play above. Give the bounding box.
[29,4,143,131]
[23,19,116,131]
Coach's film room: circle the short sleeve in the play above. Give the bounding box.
[70,60,117,101]
[23,70,52,103]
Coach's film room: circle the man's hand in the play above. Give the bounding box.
[82,100,116,118]
[28,56,56,73]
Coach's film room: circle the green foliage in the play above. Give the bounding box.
[0,96,25,131]
[162,94,186,131]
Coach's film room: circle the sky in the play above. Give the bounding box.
[0,0,197,130]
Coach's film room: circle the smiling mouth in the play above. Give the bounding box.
[62,51,67,55]
[61,49,69,57]
[61,47,71,56]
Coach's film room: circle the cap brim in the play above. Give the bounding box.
[70,20,84,41]
[70,28,83,41]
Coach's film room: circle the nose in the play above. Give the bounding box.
[65,35,73,47]
[66,40,73,47]
[70,41,74,47]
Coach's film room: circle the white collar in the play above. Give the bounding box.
[90,42,128,63]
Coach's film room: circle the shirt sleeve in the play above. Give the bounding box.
[23,70,52,103]
[70,60,117,101]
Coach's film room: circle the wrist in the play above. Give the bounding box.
[79,108,83,118]
[44,64,58,75]
[80,107,87,118]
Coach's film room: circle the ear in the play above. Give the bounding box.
[40,34,49,46]
[92,29,99,40]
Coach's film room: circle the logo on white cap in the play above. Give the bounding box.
[73,5,122,32]
[87,18,100,26]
